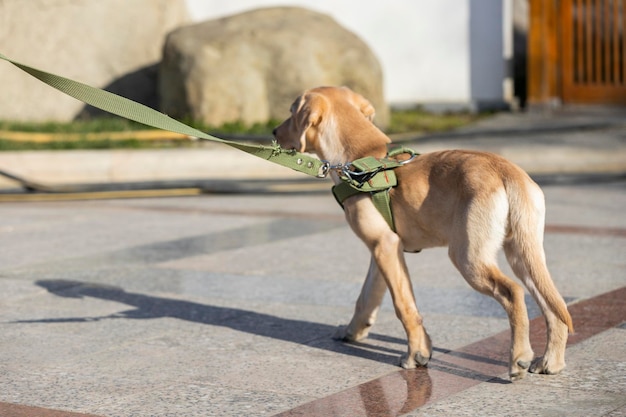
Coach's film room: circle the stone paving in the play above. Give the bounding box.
[1,178,624,416]
[0,108,625,416]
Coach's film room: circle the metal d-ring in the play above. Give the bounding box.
[399,152,418,165]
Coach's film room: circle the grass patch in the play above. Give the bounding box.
[387,107,483,134]
[0,118,145,133]
[0,137,191,151]
[0,117,280,151]
[0,109,482,151]
[184,119,281,136]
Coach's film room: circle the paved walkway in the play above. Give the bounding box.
[0,108,625,416]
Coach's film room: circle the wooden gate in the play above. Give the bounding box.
[562,0,626,104]
[528,0,626,106]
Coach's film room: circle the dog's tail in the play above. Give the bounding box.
[505,174,574,333]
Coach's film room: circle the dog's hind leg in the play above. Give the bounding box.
[334,257,387,341]
[448,190,534,380]
[504,180,572,375]
[504,239,569,375]
[503,217,571,376]
[450,248,534,380]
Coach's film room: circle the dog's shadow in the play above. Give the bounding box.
[30,279,404,363]
[25,279,509,388]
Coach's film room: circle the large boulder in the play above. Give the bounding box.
[159,7,389,129]
[0,0,189,121]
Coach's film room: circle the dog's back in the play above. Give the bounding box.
[392,149,519,250]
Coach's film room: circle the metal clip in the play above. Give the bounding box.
[340,163,351,177]
[317,161,331,178]
[341,164,381,186]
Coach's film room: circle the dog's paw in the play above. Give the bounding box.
[509,351,534,381]
[332,325,355,341]
[332,325,348,341]
[400,351,431,369]
[333,324,370,342]
[510,360,532,381]
[529,356,565,375]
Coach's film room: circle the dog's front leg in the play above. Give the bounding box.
[334,256,387,342]
[374,233,432,368]
[342,197,432,368]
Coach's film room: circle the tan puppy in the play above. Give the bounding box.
[273,86,573,380]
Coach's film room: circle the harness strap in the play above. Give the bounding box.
[0,53,326,178]
[332,171,396,231]
[371,189,395,231]
[332,148,418,231]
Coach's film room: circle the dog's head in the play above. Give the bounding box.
[272,86,376,158]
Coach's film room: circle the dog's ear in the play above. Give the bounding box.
[281,92,327,152]
[346,89,375,122]
[360,101,376,122]
[294,92,326,133]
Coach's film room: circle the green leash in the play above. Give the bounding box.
[1,53,419,228]
[0,53,326,178]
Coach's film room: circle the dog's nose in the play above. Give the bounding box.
[272,127,277,136]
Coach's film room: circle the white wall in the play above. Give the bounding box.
[185,0,508,109]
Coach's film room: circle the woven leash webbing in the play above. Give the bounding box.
[0,53,325,177]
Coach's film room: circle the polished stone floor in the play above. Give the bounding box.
[0,179,625,416]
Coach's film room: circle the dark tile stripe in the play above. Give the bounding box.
[545,224,626,238]
[274,286,626,417]
[0,402,104,417]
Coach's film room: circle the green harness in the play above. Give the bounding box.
[332,147,418,231]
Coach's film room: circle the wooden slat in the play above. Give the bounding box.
[586,0,595,82]
[614,0,621,83]
[563,0,575,88]
[576,0,585,82]
[527,0,560,105]
[604,0,611,83]
[595,0,602,83]
[617,0,626,85]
